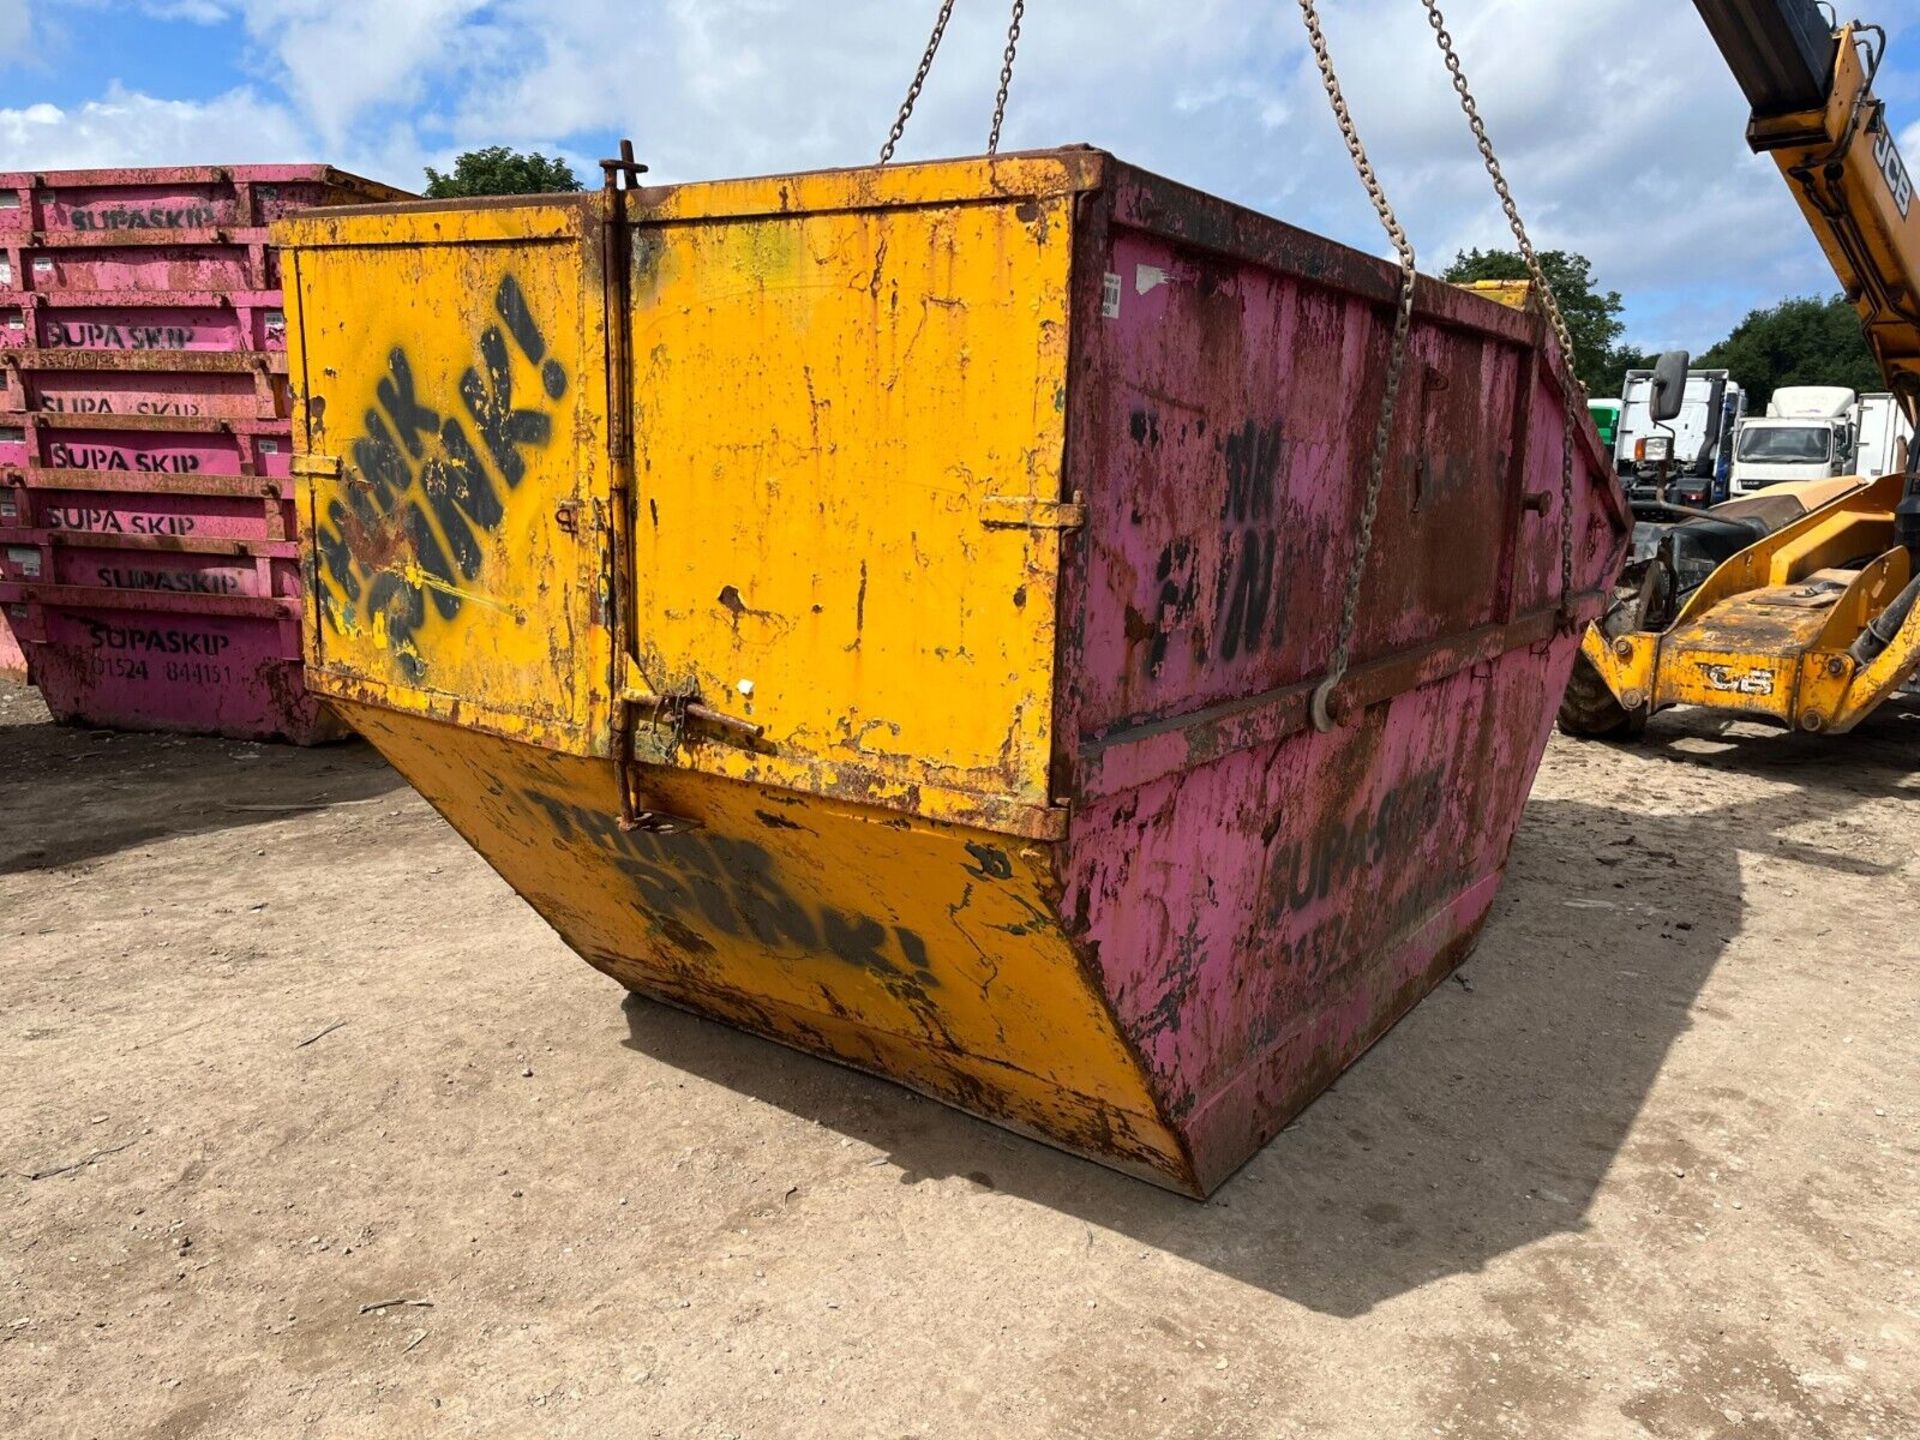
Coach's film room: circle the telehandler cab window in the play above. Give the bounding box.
[1737,426,1832,462]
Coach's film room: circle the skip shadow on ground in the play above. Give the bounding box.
[618,703,1915,1319]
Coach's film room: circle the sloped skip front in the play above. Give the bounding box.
[279,151,1626,1196]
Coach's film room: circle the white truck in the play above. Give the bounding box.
[1854,392,1913,479]
[1729,385,1860,491]
[1615,368,1746,509]
[1728,387,1916,491]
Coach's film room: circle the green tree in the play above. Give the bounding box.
[422,146,583,198]
[1697,295,1879,412]
[1442,247,1645,396]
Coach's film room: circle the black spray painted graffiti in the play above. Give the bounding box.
[1144,416,1288,677]
[313,275,567,678]
[520,789,938,993]
[1257,767,1459,998]
[1263,767,1446,918]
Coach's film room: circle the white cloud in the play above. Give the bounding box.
[138,0,231,22]
[223,0,493,150]
[0,0,1901,351]
[0,0,32,56]
[0,84,310,169]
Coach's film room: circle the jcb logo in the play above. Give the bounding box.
[1875,124,1913,219]
[1701,664,1775,697]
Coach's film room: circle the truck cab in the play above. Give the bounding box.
[1616,368,1746,511]
[1588,398,1623,455]
[1730,384,1859,491]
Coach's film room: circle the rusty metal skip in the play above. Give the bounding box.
[272,13,1627,1197]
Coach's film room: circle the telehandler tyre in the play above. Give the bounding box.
[1557,593,1650,740]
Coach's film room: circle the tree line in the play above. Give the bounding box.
[1443,248,1879,409]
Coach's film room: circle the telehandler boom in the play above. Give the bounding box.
[1562,0,1920,738]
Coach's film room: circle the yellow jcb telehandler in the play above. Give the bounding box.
[1560,1,1920,740]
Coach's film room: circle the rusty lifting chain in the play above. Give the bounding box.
[1418,0,1583,630]
[879,0,958,165]
[879,0,1027,164]
[989,1,1025,154]
[1298,0,1590,733]
[1295,0,1421,734]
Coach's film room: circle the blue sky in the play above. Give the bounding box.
[6,0,1920,358]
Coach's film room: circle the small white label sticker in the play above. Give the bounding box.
[5,545,40,577]
[259,438,280,454]
[0,194,19,210]
[1101,272,1122,319]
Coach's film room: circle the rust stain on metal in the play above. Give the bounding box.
[274,149,1623,1195]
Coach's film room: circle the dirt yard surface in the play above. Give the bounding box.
[3,675,1917,1439]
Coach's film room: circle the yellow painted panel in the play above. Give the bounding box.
[341,702,1192,1190]
[279,199,612,753]
[1456,279,1533,312]
[627,193,1075,813]
[628,152,1104,226]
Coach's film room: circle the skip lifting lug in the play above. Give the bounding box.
[613,687,766,834]
[600,139,649,194]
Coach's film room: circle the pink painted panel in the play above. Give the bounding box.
[20,604,337,743]
[0,165,395,739]
[2,540,296,601]
[0,166,407,235]
[1060,651,1573,1191]
[30,369,282,421]
[1065,224,1542,738]
[0,600,21,678]
[32,302,285,353]
[1050,163,1627,1192]
[10,245,273,293]
[28,487,283,543]
[40,426,289,479]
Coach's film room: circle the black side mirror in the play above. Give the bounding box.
[1648,350,1691,424]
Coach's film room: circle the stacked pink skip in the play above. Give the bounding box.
[0,164,406,739]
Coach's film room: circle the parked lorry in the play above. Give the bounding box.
[1588,398,1623,454]
[1616,367,1745,510]
[1729,384,1858,490]
[1854,391,1913,478]
[1726,388,1915,491]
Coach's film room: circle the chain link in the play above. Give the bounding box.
[1297,0,1421,733]
[880,0,959,165]
[988,0,1026,154]
[1420,0,1584,626]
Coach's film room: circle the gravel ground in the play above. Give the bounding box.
[3,675,1917,1439]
